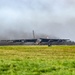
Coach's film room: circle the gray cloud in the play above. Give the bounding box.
[0,0,75,41]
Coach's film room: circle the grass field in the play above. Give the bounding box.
[0,45,75,75]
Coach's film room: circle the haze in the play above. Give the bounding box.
[0,0,75,41]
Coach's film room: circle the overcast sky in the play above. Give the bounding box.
[0,0,75,41]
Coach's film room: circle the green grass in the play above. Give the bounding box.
[0,45,75,75]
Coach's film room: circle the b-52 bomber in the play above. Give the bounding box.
[0,38,75,46]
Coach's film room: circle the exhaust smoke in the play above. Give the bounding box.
[0,0,75,41]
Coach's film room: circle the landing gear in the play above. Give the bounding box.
[48,43,51,46]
